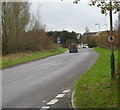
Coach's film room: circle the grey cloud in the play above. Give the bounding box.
[30,1,118,33]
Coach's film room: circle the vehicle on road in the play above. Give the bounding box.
[83,44,89,48]
[77,44,81,49]
[69,43,78,53]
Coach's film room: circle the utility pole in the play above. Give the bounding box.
[118,2,120,48]
[95,24,100,33]
[109,0,115,79]
[95,23,101,46]
[118,2,120,78]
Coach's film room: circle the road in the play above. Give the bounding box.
[2,48,99,109]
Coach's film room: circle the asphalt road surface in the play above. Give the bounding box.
[2,48,99,109]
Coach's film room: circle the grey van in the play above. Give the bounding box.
[69,43,78,53]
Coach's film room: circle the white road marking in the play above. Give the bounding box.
[47,99,58,105]
[56,94,65,98]
[40,106,50,110]
[42,100,46,102]
[41,106,50,109]
[43,89,70,107]
[62,89,71,93]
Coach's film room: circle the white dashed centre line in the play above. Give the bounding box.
[56,94,65,98]
[42,89,71,108]
[41,106,50,108]
[40,106,50,110]
[62,89,71,93]
[47,99,58,105]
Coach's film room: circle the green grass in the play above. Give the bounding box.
[74,47,118,109]
[1,48,67,69]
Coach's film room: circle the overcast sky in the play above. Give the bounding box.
[30,0,118,34]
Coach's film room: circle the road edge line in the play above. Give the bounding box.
[71,89,76,109]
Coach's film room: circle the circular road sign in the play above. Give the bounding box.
[57,40,60,44]
[107,34,117,43]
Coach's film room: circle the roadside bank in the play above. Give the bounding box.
[73,47,118,108]
[1,48,67,69]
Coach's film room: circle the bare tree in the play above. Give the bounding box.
[0,2,2,56]
[2,2,8,55]
[27,4,45,31]
[2,2,30,55]
[1,2,56,55]
[0,2,2,38]
[74,0,120,14]
[118,10,120,40]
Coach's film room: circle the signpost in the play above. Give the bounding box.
[107,34,117,79]
[107,34,117,43]
[109,0,116,79]
[57,37,61,51]
[57,37,60,45]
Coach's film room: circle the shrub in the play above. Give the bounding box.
[3,29,57,55]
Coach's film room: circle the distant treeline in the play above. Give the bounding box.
[47,30,78,47]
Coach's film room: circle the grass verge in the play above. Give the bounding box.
[1,48,67,69]
[74,47,118,108]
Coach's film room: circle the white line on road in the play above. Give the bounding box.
[40,106,50,110]
[47,99,58,105]
[56,94,65,98]
[62,89,71,93]
[43,89,71,107]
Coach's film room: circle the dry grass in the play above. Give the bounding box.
[2,48,68,68]
[2,52,34,61]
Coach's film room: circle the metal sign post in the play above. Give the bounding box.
[109,0,116,79]
[107,34,117,79]
[57,37,61,51]
[57,37,60,45]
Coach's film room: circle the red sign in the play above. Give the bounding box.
[107,34,117,43]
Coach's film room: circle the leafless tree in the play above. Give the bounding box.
[2,2,30,55]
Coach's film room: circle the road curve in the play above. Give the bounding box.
[2,48,99,108]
